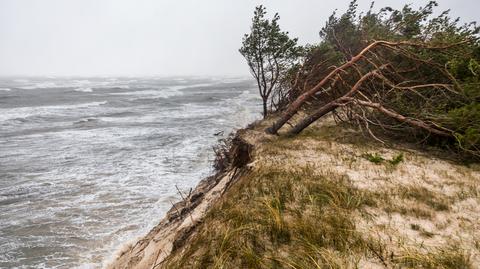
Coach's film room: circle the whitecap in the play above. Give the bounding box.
[19,82,58,90]
[74,88,93,93]
[19,80,95,90]
[74,79,91,83]
[0,88,11,91]
[220,77,252,83]
[0,101,108,122]
[114,85,130,89]
[0,79,262,269]
[71,80,91,86]
[109,88,182,99]
[167,83,213,91]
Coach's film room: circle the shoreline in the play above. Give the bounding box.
[105,171,233,269]
[106,116,480,268]
[105,128,256,269]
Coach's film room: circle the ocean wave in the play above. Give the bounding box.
[0,78,261,269]
[7,78,214,92]
[19,82,59,90]
[16,80,131,90]
[0,88,11,91]
[110,85,130,89]
[109,88,183,99]
[218,77,252,84]
[168,83,212,91]
[74,87,93,93]
[237,89,260,100]
[72,79,91,85]
[73,118,100,126]
[0,101,108,123]
[18,80,88,90]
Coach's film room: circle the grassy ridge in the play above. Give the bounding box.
[162,120,477,268]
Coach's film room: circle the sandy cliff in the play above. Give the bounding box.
[107,116,480,268]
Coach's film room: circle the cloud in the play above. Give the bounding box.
[0,0,476,76]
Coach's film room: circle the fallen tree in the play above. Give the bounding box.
[265,1,480,158]
[267,40,471,134]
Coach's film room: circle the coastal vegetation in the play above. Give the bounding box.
[244,0,480,158]
[162,118,479,268]
[239,5,303,119]
[109,2,480,268]
[161,1,480,268]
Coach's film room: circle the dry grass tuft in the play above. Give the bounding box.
[395,244,472,269]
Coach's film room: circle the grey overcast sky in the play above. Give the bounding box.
[0,0,477,77]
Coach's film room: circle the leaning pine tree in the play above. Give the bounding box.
[266,1,480,158]
[240,5,302,119]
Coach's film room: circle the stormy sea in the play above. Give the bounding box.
[0,77,260,268]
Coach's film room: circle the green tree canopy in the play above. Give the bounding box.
[240,5,302,118]
[266,0,480,158]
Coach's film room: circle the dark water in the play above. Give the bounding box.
[0,77,260,268]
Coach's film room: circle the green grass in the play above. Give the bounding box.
[362,153,385,164]
[389,153,404,165]
[163,165,376,268]
[362,152,405,166]
[161,125,472,269]
[163,163,470,268]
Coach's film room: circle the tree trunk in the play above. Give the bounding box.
[262,97,268,119]
[265,41,387,134]
[264,40,422,135]
[352,99,452,137]
[287,69,382,135]
[287,100,343,135]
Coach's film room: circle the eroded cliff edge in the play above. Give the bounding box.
[106,128,256,269]
[107,116,480,268]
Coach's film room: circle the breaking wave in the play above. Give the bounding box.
[0,77,259,269]
[0,101,108,123]
[74,87,93,93]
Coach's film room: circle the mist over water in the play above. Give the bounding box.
[0,77,260,268]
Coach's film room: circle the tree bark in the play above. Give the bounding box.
[264,40,459,135]
[265,40,389,134]
[287,69,382,135]
[287,100,344,135]
[262,97,268,119]
[351,99,452,137]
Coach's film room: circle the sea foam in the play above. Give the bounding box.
[0,101,108,122]
[74,87,93,92]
